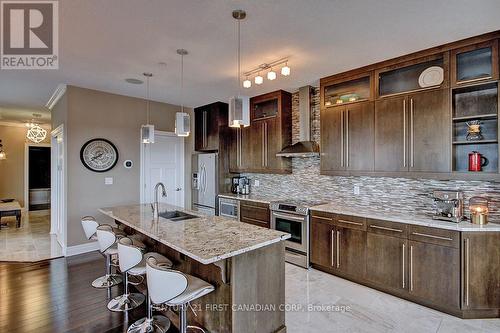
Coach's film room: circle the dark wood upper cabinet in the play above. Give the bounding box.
[321,101,374,173]
[462,232,500,310]
[230,90,292,174]
[194,102,228,152]
[451,40,499,86]
[408,89,451,172]
[375,96,408,172]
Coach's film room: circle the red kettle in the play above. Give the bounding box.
[469,151,488,172]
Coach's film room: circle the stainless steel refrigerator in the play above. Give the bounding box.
[192,153,218,216]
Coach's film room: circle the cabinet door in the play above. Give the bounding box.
[310,219,334,268]
[336,226,366,278]
[409,89,451,172]
[194,108,207,151]
[375,96,408,171]
[320,106,344,171]
[346,102,375,171]
[462,232,500,310]
[264,117,291,173]
[204,108,219,151]
[240,123,263,171]
[366,233,407,292]
[229,127,241,172]
[408,241,460,310]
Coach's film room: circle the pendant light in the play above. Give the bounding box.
[229,9,250,128]
[267,68,277,80]
[175,49,191,137]
[141,73,155,144]
[0,140,6,160]
[255,72,263,85]
[281,62,291,76]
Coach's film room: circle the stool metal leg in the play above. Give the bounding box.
[107,272,145,312]
[127,295,170,333]
[179,304,207,333]
[92,254,122,288]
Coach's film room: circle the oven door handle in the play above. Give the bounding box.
[272,212,306,222]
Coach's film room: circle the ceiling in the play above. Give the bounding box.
[1,0,500,117]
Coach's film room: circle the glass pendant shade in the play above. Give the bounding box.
[255,75,263,85]
[141,124,155,144]
[175,112,191,137]
[243,79,251,88]
[281,64,291,76]
[267,70,277,80]
[0,151,5,160]
[229,96,250,127]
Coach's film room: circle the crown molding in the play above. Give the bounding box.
[45,84,67,110]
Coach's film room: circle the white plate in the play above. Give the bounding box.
[418,66,444,88]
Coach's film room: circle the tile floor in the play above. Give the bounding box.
[0,210,63,262]
[285,264,500,333]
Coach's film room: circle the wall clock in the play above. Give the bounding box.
[80,138,119,172]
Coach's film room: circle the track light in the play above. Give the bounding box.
[243,77,252,88]
[255,74,263,85]
[267,69,277,80]
[281,63,290,76]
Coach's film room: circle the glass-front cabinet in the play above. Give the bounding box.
[323,75,372,107]
[451,40,499,86]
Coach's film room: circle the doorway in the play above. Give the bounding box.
[140,131,185,208]
[27,146,51,211]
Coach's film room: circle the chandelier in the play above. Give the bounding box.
[26,114,47,143]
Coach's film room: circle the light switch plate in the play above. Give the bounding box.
[105,177,113,185]
[354,185,360,195]
[254,180,260,187]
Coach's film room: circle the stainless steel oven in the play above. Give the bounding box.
[218,197,240,220]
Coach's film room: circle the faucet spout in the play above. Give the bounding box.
[153,182,167,218]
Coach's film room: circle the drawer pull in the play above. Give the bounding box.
[411,232,453,241]
[402,243,406,289]
[370,225,403,233]
[330,230,334,267]
[338,219,363,226]
[312,215,333,222]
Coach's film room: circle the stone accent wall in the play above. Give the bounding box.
[244,88,500,222]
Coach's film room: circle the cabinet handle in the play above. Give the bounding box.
[238,128,242,167]
[265,122,268,167]
[203,111,207,148]
[369,225,403,233]
[465,238,470,307]
[331,230,334,267]
[346,109,350,168]
[411,232,453,241]
[410,98,414,168]
[410,245,413,291]
[340,111,344,167]
[402,243,406,289]
[262,123,266,167]
[312,215,333,222]
[336,230,340,268]
[338,219,363,226]
[403,99,406,168]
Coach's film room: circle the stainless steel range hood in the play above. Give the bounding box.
[276,85,320,157]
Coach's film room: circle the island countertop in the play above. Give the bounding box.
[99,204,290,265]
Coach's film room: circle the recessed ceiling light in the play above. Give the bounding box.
[125,78,144,84]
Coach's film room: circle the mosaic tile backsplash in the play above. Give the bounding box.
[243,87,500,223]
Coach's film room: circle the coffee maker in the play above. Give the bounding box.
[231,176,250,194]
[432,190,464,223]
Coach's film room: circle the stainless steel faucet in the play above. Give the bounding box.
[152,182,167,218]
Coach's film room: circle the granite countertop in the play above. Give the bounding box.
[218,193,282,204]
[311,203,500,232]
[99,204,290,265]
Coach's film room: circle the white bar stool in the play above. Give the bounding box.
[92,224,125,289]
[130,257,215,333]
[127,254,174,333]
[81,216,99,240]
[108,237,170,312]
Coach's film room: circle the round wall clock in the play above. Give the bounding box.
[80,138,119,172]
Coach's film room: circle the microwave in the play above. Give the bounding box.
[218,197,240,220]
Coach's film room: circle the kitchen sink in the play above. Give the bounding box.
[159,210,198,222]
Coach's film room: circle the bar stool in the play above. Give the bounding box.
[81,216,99,240]
[92,224,125,288]
[127,254,175,333]
[129,256,215,333]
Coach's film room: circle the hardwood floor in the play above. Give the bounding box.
[0,252,176,333]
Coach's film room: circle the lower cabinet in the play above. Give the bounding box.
[310,210,500,318]
[239,200,270,228]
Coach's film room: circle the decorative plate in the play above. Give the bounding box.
[80,138,119,172]
[418,66,444,88]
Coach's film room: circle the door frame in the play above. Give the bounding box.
[24,142,51,211]
[50,124,66,251]
[140,130,185,207]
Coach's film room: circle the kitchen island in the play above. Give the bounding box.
[99,204,290,333]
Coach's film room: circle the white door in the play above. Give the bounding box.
[141,132,185,208]
[50,125,66,248]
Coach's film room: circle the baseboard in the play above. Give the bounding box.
[65,241,99,257]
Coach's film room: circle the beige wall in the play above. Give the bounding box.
[52,86,194,247]
[0,124,50,207]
